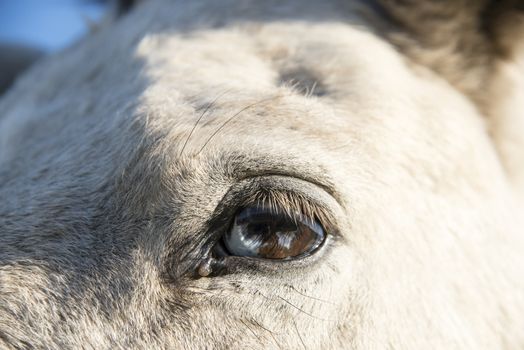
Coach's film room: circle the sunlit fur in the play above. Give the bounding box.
[1,0,524,349]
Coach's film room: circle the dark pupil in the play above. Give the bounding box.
[247,222,272,236]
[237,208,321,259]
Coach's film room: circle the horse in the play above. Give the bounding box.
[1,0,523,348]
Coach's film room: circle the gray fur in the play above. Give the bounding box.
[1,0,524,348]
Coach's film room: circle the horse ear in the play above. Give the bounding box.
[376,1,524,194]
[375,0,524,98]
[488,1,524,58]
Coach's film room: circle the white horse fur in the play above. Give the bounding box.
[1,0,524,348]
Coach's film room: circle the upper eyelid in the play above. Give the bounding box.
[213,175,344,239]
[244,188,333,229]
[237,171,344,211]
[216,152,344,209]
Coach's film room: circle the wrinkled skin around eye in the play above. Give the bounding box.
[223,206,325,259]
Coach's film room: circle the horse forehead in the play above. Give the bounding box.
[123,25,409,150]
[133,21,408,94]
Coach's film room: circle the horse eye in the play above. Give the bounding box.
[223,206,325,259]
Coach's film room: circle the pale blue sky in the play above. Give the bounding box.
[0,0,108,52]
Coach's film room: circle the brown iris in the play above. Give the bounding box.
[223,206,325,259]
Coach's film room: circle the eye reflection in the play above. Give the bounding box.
[223,206,325,259]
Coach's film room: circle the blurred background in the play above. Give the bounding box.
[0,0,112,93]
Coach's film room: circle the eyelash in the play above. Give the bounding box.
[240,189,333,229]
